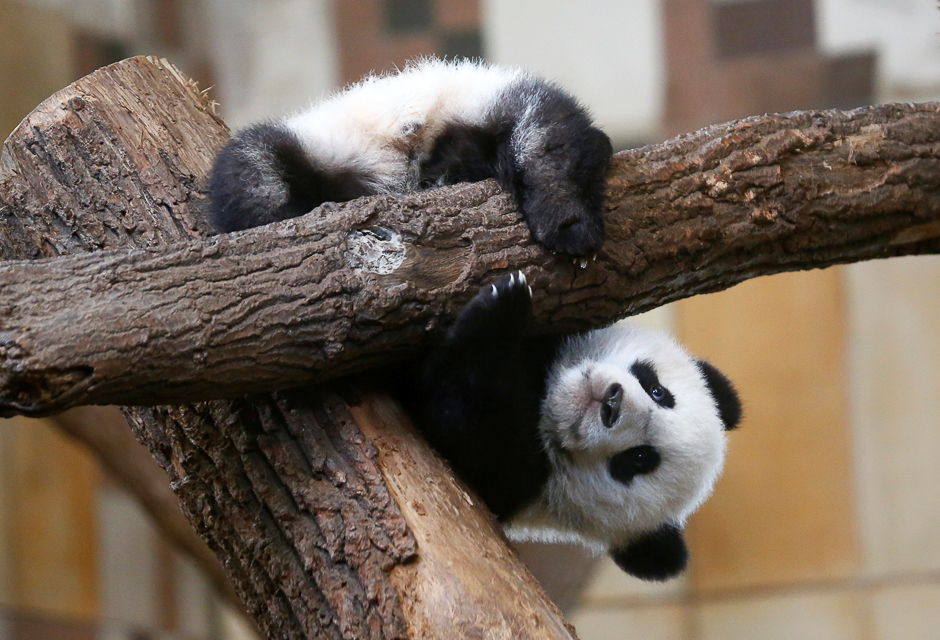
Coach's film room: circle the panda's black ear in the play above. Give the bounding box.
[697,359,742,431]
[609,524,688,581]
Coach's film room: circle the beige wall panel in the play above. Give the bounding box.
[10,417,99,621]
[580,557,685,606]
[846,256,940,575]
[695,591,865,640]
[569,604,686,640]
[677,270,859,590]
[0,0,73,141]
[871,582,940,640]
[99,486,157,630]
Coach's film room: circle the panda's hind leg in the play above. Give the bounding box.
[416,272,547,519]
[209,123,372,233]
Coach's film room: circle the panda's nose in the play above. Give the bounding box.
[601,383,623,428]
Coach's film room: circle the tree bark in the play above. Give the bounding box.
[0,57,577,640]
[2,99,940,416]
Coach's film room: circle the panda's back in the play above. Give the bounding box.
[283,59,523,193]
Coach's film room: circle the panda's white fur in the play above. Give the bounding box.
[283,60,520,194]
[508,325,727,551]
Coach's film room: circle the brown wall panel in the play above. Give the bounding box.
[0,1,73,141]
[10,417,100,621]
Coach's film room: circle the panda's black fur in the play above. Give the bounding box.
[210,58,612,256]
[208,59,741,581]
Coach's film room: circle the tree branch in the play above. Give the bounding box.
[0,56,578,640]
[3,98,939,416]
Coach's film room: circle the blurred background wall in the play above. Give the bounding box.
[2,0,940,638]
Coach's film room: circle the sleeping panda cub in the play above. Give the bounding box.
[210,58,612,256]
[415,273,740,581]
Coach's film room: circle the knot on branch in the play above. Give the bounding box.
[347,226,406,274]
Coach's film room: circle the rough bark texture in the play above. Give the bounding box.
[0,58,577,640]
[350,390,578,639]
[2,100,940,415]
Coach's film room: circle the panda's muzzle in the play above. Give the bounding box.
[600,383,623,428]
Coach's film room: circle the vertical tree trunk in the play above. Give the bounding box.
[0,57,576,639]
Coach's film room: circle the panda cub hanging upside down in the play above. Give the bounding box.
[417,272,740,580]
[209,59,741,580]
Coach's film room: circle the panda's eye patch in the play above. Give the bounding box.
[630,361,675,408]
[609,445,661,485]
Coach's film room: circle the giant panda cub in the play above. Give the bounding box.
[209,58,740,580]
[210,58,612,256]
[415,273,740,581]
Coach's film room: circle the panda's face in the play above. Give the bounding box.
[534,324,731,547]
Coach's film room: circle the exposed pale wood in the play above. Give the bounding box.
[3,102,940,415]
[350,390,576,640]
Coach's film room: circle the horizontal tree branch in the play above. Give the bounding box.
[3,101,940,416]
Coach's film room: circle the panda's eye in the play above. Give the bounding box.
[630,361,675,408]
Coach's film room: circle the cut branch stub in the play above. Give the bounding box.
[3,99,940,415]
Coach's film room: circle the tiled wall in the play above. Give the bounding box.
[334,0,482,84]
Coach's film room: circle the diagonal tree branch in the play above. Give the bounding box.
[2,99,940,417]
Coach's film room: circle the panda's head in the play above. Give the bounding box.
[536,323,740,580]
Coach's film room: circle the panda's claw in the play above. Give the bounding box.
[454,272,534,344]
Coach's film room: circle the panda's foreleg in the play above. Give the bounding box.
[416,272,549,519]
[494,82,614,257]
[437,270,533,351]
[209,122,371,232]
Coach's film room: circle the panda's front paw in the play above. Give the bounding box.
[524,199,605,257]
[449,271,533,344]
